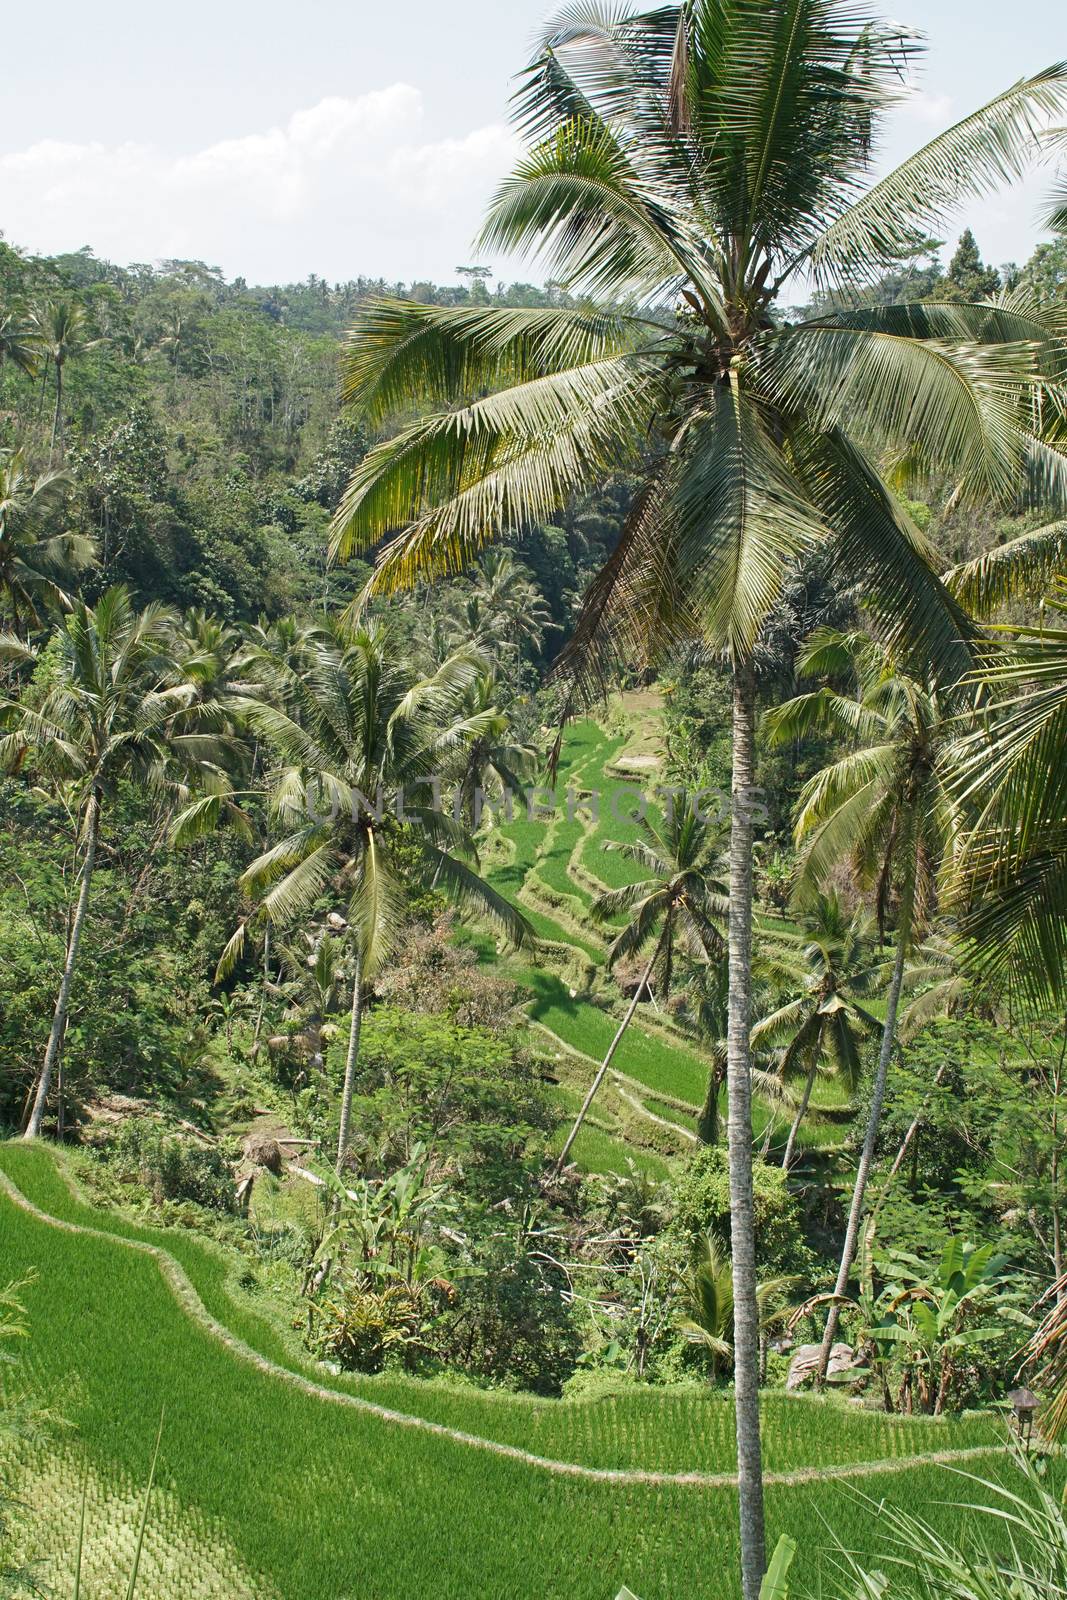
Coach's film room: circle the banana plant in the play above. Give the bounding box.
[867,1240,1030,1414]
[303,1141,458,1296]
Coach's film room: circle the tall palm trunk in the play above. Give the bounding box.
[555,922,669,1171]
[25,790,100,1139]
[781,1059,817,1172]
[726,656,766,1600]
[335,954,363,1172]
[859,1059,952,1299]
[50,360,63,463]
[814,824,917,1385]
[252,925,271,1052]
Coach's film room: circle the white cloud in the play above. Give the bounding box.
[0,86,521,282]
[899,88,954,126]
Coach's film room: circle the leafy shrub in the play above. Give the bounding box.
[306,1278,431,1373]
[376,915,522,1029]
[666,1146,813,1280]
[110,1118,235,1213]
[330,1007,555,1203]
[434,1230,581,1395]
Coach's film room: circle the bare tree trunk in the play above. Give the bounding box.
[555,924,668,1171]
[50,361,63,463]
[335,955,363,1172]
[860,1059,952,1298]
[815,827,916,1385]
[781,1059,817,1171]
[1051,1032,1066,1292]
[252,925,271,1052]
[697,1058,725,1145]
[727,656,766,1600]
[25,791,99,1139]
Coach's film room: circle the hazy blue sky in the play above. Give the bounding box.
[1,0,1062,286]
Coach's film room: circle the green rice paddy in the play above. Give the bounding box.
[0,1142,1019,1600]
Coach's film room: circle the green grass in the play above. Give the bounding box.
[524,969,709,1106]
[536,815,595,907]
[0,1142,1023,1600]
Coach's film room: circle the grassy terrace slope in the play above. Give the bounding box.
[0,1145,1017,1600]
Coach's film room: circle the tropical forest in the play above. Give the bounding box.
[3,5,1067,1599]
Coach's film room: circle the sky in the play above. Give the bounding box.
[0,0,1063,288]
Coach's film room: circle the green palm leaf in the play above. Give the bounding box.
[809,63,1067,283]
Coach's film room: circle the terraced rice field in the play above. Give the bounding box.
[472,699,847,1176]
[0,1143,1019,1600]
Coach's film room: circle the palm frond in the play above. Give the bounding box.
[477,113,722,310]
[671,378,824,657]
[331,356,655,579]
[809,64,1067,283]
[764,686,886,748]
[339,299,650,425]
[945,520,1067,615]
[763,325,1035,504]
[422,843,534,950]
[790,425,978,686]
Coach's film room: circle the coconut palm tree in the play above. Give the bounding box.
[679,1234,735,1382]
[671,933,800,1149]
[241,616,331,696]
[557,794,728,1168]
[325,11,1067,1588]
[0,313,40,378]
[198,622,531,1172]
[765,628,959,1380]
[671,952,731,1145]
[0,587,213,1138]
[949,578,1067,1005]
[449,667,537,826]
[275,927,350,1082]
[0,450,95,636]
[678,1235,798,1385]
[466,548,553,660]
[752,892,880,1171]
[169,609,251,711]
[31,297,104,461]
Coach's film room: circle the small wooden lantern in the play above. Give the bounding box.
[1007,1386,1039,1447]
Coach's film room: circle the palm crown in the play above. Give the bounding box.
[765,627,958,925]
[0,451,96,637]
[213,621,530,983]
[1,586,185,801]
[951,579,1067,998]
[329,4,1067,690]
[594,797,729,988]
[751,890,880,1167]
